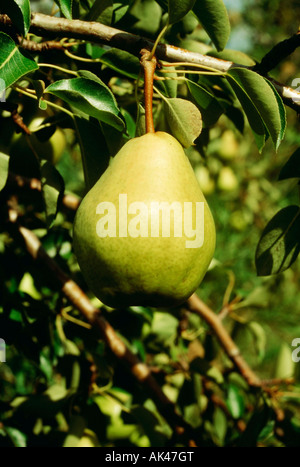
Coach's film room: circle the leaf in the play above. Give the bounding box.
[121,109,136,138]
[46,77,124,131]
[274,343,295,379]
[226,384,245,419]
[156,66,178,98]
[0,0,31,36]
[112,1,134,24]
[41,161,65,228]
[86,0,113,24]
[127,0,162,36]
[226,73,267,152]
[209,49,256,67]
[237,403,270,447]
[187,80,224,127]
[279,148,300,181]
[193,0,230,51]
[0,151,10,192]
[0,33,38,88]
[100,48,140,79]
[135,103,146,137]
[163,97,202,147]
[224,105,245,134]
[31,79,47,110]
[256,206,300,276]
[74,117,111,191]
[5,427,27,447]
[54,0,73,19]
[166,0,197,25]
[248,322,266,363]
[227,68,286,150]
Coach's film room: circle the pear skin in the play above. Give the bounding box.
[73,132,216,307]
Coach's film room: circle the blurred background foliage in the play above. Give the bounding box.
[0,0,300,447]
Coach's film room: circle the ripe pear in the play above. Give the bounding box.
[73,131,216,308]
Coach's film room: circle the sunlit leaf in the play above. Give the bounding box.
[55,0,73,19]
[163,97,202,147]
[226,384,245,419]
[0,151,9,192]
[187,80,224,127]
[46,76,125,131]
[228,68,286,150]
[0,33,38,88]
[193,0,230,51]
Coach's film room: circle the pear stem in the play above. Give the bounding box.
[140,49,157,134]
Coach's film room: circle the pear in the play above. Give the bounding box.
[73,132,216,308]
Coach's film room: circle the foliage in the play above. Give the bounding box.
[0,0,300,447]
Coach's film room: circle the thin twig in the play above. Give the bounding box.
[186,294,261,387]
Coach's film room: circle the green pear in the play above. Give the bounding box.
[73,132,216,308]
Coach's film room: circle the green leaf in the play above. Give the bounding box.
[167,0,197,25]
[224,105,245,134]
[187,80,224,127]
[237,404,270,447]
[163,97,202,147]
[279,148,300,181]
[0,0,31,36]
[127,0,162,36]
[135,103,146,137]
[121,109,136,138]
[226,72,267,152]
[86,0,113,24]
[5,427,27,447]
[54,0,73,19]
[256,206,300,276]
[46,77,124,131]
[31,79,47,110]
[74,117,111,191]
[193,0,230,51]
[156,66,178,98]
[112,1,133,24]
[209,49,256,67]
[248,322,266,363]
[100,48,140,79]
[41,161,65,229]
[0,33,38,88]
[0,151,10,192]
[227,68,286,150]
[226,384,245,419]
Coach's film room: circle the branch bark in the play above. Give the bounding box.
[254,32,300,74]
[187,294,261,387]
[0,12,299,111]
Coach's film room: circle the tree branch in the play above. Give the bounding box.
[186,294,261,387]
[0,12,299,111]
[254,32,300,74]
